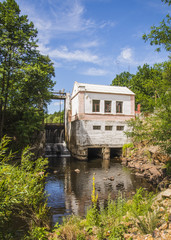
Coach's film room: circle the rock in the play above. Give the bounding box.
[161,189,171,198]
[159,222,168,230]
[135,172,144,177]
[108,176,114,181]
[148,167,161,177]
[74,169,80,173]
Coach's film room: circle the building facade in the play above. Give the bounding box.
[67,82,135,160]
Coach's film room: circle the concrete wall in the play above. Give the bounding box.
[73,120,130,147]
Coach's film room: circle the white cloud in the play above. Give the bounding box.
[48,47,101,64]
[77,40,99,48]
[82,67,108,76]
[99,20,116,29]
[117,47,135,64]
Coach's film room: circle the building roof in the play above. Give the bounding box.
[72,81,135,97]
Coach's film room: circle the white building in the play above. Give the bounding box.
[67,82,135,160]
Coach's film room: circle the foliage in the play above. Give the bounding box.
[142,0,171,52]
[129,188,160,234]
[0,136,49,239]
[126,111,171,154]
[129,188,154,216]
[122,143,134,157]
[86,174,99,226]
[25,226,48,240]
[91,174,98,206]
[112,61,170,112]
[111,71,134,88]
[53,178,163,240]
[45,110,64,124]
[0,0,55,147]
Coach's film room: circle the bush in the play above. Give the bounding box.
[0,136,49,239]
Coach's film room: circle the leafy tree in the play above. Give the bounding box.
[142,0,171,52]
[131,63,165,112]
[45,110,64,124]
[111,71,134,88]
[112,63,169,112]
[0,0,55,146]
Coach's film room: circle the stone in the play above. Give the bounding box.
[159,222,168,230]
[161,189,171,198]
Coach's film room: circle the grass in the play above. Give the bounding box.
[50,183,163,240]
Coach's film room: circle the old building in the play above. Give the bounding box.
[67,81,135,160]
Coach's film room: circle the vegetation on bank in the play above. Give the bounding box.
[49,180,170,240]
[0,136,49,239]
[0,136,170,240]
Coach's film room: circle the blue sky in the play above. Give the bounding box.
[8,0,171,113]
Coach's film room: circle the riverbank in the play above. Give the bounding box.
[121,144,170,190]
[49,187,171,240]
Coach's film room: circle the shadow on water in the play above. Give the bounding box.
[45,156,154,226]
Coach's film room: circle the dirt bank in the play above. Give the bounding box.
[121,144,170,190]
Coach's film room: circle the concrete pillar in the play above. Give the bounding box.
[102,147,110,160]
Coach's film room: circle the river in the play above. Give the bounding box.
[45,156,153,226]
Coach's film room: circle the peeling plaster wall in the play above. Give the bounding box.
[73,120,130,147]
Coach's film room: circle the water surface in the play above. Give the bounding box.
[45,157,153,225]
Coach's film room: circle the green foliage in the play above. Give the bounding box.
[129,188,154,216]
[86,205,100,227]
[112,61,170,113]
[86,175,99,226]
[0,0,55,148]
[134,210,161,234]
[143,0,171,52]
[54,186,161,239]
[25,226,48,240]
[165,159,171,175]
[105,193,128,222]
[122,143,134,157]
[0,136,49,239]
[109,224,127,240]
[126,109,171,154]
[45,110,64,124]
[111,71,134,88]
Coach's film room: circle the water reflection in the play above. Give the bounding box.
[45,157,152,225]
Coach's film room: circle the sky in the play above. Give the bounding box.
[4,0,171,113]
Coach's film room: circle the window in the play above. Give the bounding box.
[105,126,113,131]
[92,100,100,112]
[93,126,101,130]
[116,126,124,131]
[116,101,123,113]
[104,101,111,113]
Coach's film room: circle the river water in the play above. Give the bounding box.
[45,156,153,226]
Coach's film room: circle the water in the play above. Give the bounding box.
[45,156,153,226]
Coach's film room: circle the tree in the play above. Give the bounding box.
[0,0,55,145]
[130,64,165,112]
[111,71,134,88]
[142,0,171,52]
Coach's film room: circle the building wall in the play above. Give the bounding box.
[71,94,79,116]
[84,92,132,115]
[68,89,135,159]
[75,120,130,147]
